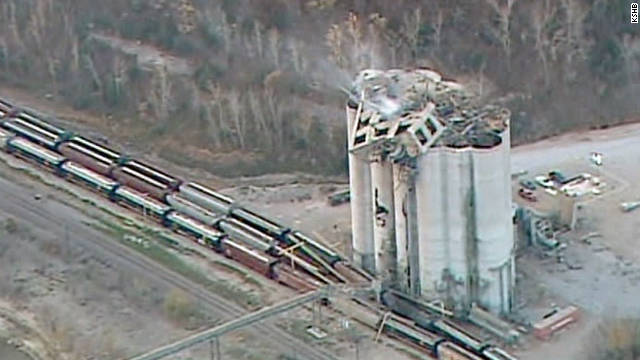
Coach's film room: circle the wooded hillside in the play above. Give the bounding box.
[0,0,638,176]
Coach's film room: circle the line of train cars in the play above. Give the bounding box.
[380,291,517,360]
[0,100,518,360]
[0,100,368,292]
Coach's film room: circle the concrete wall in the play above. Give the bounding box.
[415,146,474,307]
[471,136,514,314]
[392,163,411,292]
[347,106,375,273]
[370,155,395,284]
[411,129,514,313]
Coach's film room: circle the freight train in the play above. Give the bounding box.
[0,99,515,360]
[381,291,517,360]
[0,102,366,289]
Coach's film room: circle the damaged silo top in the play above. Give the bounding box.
[347,68,510,159]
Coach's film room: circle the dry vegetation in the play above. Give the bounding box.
[0,0,638,176]
[584,318,640,359]
[0,216,210,359]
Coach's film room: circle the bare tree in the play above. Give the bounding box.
[253,20,264,59]
[227,90,246,149]
[247,88,271,149]
[561,0,590,64]
[403,8,422,60]
[326,24,346,68]
[432,10,444,52]
[484,0,518,69]
[149,65,172,122]
[531,1,555,88]
[268,28,281,69]
[264,88,284,148]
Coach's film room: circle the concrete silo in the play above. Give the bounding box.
[346,69,515,315]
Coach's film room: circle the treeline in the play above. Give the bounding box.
[0,0,638,176]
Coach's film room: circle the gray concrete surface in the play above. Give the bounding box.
[0,342,32,360]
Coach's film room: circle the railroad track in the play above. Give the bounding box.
[0,170,336,360]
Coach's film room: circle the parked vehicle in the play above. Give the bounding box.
[548,170,566,184]
[518,179,536,190]
[534,175,554,188]
[518,188,537,202]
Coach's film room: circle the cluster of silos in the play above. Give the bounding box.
[346,69,515,315]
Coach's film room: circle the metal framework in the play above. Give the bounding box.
[127,285,376,360]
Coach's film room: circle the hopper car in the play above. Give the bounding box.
[216,217,275,253]
[431,319,488,354]
[69,136,121,163]
[230,206,290,239]
[166,193,220,226]
[58,141,115,175]
[381,317,445,357]
[60,161,119,195]
[121,159,181,190]
[222,238,279,277]
[286,230,341,265]
[438,342,484,360]
[178,182,234,214]
[164,211,226,247]
[6,136,66,169]
[481,347,518,360]
[111,185,172,219]
[111,166,171,201]
[13,109,65,137]
[1,119,60,149]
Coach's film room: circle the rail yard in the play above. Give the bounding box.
[0,96,521,359]
[1,74,640,359]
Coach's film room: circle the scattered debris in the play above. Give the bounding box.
[327,189,350,206]
[533,305,580,340]
[468,304,521,344]
[306,326,328,339]
[621,201,640,213]
[581,232,602,245]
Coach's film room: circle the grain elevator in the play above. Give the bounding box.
[346,69,515,315]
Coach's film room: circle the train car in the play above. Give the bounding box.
[6,137,66,168]
[274,268,318,292]
[177,182,234,214]
[0,128,12,149]
[1,119,59,149]
[334,261,370,283]
[0,99,12,117]
[122,160,181,190]
[431,320,488,354]
[437,342,483,360]
[382,317,445,356]
[112,186,172,219]
[69,136,121,163]
[164,211,226,248]
[165,194,220,226]
[222,238,279,277]
[216,218,275,253]
[58,142,115,175]
[482,346,518,360]
[60,161,119,194]
[14,110,65,137]
[111,166,171,201]
[286,231,342,265]
[230,207,290,239]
